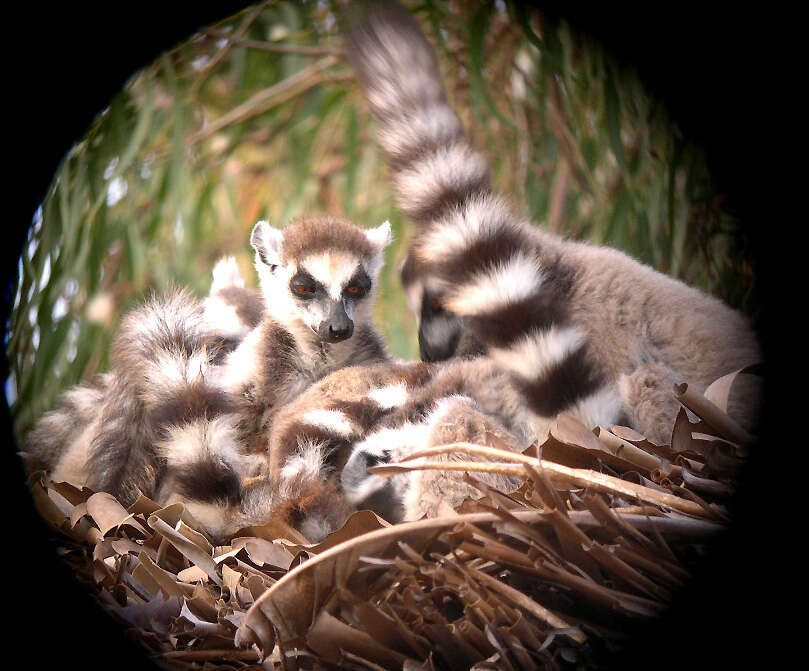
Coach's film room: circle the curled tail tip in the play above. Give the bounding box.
[342,0,438,73]
[211,256,246,291]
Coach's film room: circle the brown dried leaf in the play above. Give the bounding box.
[231,537,294,570]
[306,609,412,669]
[675,382,754,446]
[703,363,763,412]
[148,513,222,586]
[86,492,147,537]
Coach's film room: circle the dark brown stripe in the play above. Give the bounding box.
[404,177,491,229]
[515,344,606,417]
[214,286,264,328]
[424,225,529,287]
[171,459,242,507]
[210,336,242,364]
[149,384,234,430]
[275,421,352,457]
[327,399,389,431]
[391,361,436,387]
[387,128,467,175]
[464,289,569,350]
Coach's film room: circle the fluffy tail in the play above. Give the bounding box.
[343,3,619,432]
[87,290,237,505]
[342,1,492,229]
[23,374,111,472]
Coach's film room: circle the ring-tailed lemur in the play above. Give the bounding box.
[25,217,393,541]
[25,258,258,493]
[341,1,761,445]
[264,355,543,533]
[161,215,394,539]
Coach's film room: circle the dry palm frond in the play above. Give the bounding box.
[27,367,757,669]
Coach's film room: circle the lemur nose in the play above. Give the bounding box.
[328,324,352,341]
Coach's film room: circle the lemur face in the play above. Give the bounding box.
[287,254,372,343]
[250,217,391,343]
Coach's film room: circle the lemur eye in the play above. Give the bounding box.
[431,299,443,312]
[290,272,319,298]
[346,286,360,294]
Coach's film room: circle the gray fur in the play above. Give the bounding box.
[342,2,761,444]
[265,358,537,530]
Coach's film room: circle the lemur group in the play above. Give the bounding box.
[25,3,761,544]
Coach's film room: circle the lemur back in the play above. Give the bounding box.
[265,357,530,534]
[342,1,761,444]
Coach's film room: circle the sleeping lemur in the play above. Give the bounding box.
[265,357,530,534]
[25,216,393,542]
[341,0,761,446]
[24,257,261,500]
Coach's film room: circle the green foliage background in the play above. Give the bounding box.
[5,0,757,438]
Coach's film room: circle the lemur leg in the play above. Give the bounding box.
[403,399,526,520]
[342,397,526,524]
[618,363,683,445]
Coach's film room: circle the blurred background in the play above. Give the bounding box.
[4,0,759,440]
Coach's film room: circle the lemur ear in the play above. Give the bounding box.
[365,220,392,250]
[250,220,283,268]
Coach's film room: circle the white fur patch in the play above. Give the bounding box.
[141,348,212,408]
[299,514,334,544]
[415,193,516,263]
[489,325,586,381]
[377,105,461,157]
[394,142,488,215]
[445,252,543,317]
[402,277,423,318]
[218,326,262,393]
[564,384,624,429]
[279,440,329,485]
[251,220,283,266]
[156,415,249,472]
[364,220,392,250]
[341,421,431,505]
[368,383,409,409]
[165,495,232,542]
[202,296,248,339]
[302,409,357,437]
[426,395,476,426]
[210,256,245,291]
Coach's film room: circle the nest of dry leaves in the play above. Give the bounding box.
[26,366,759,670]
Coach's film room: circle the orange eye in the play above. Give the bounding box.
[431,299,442,311]
[295,284,314,294]
[346,286,360,294]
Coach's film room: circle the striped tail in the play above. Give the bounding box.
[343,2,622,432]
[23,374,111,473]
[342,0,492,229]
[87,290,238,505]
